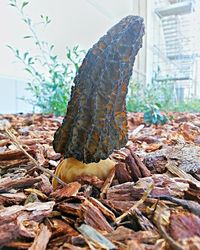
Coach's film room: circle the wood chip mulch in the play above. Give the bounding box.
[0,112,200,250]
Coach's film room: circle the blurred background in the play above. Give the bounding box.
[0,0,200,114]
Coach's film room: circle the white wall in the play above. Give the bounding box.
[0,0,135,78]
[0,76,33,114]
[0,0,141,113]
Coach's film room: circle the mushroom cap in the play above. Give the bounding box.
[53,15,145,163]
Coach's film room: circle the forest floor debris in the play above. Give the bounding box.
[0,112,200,249]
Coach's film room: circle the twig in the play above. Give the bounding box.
[5,128,66,187]
[115,182,154,225]
[100,167,115,196]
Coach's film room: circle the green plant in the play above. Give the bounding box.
[149,67,175,111]
[127,68,172,124]
[127,67,175,114]
[126,80,146,112]
[8,0,85,115]
[143,104,168,125]
[172,99,200,112]
[127,64,200,117]
[127,79,174,112]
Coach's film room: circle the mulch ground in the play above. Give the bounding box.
[0,112,200,250]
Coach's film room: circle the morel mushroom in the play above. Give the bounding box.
[52,15,144,188]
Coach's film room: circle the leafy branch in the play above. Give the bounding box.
[8,0,85,115]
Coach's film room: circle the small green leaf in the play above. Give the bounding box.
[7,45,15,52]
[25,68,32,74]
[24,36,32,39]
[16,49,19,56]
[50,45,54,51]
[50,56,57,61]
[21,1,29,9]
[28,57,33,64]
[155,102,161,108]
[23,52,29,60]
[24,18,31,25]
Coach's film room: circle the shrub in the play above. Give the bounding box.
[143,104,168,125]
[127,79,174,113]
[8,0,85,115]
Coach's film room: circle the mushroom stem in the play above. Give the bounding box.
[52,157,116,189]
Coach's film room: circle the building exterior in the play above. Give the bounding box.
[153,0,199,100]
[0,0,199,113]
[133,0,200,101]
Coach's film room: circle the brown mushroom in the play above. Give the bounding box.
[52,15,145,188]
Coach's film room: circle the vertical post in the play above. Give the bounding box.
[131,0,155,85]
